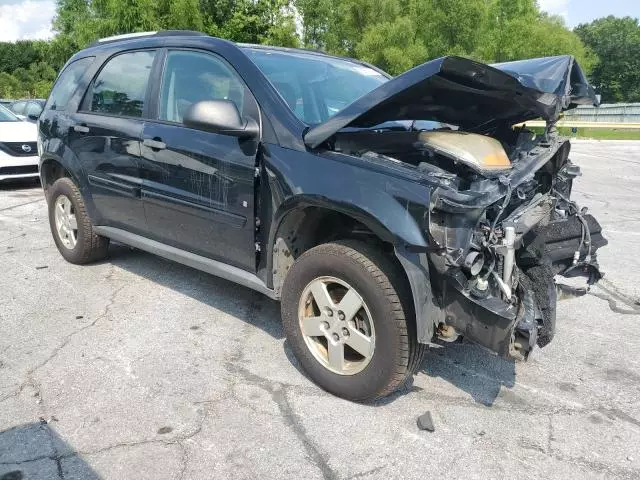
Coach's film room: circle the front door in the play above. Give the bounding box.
[140,49,259,271]
[69,49,157,234]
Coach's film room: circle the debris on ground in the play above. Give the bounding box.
[417,411,435,432]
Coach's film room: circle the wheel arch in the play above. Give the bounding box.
[39,153,100,223]
[267,196,437,344]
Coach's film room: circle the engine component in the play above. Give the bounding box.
[502,225,516,286]
[463,250,484,276]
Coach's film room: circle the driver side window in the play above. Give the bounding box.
[159,50,245,123]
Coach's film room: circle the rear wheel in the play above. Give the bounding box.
[48,177,109,264]
[281,240,426,401]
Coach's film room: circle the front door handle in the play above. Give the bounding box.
[73,124,90,133]
[143,138,167,150]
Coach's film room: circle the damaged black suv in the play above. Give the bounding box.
[38,31,607,401]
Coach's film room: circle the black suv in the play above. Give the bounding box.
[39,31,607,401]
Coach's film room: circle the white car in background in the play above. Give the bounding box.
[0,104,39,182]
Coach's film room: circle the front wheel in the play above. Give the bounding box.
[281,240,426,401]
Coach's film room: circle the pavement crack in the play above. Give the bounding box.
[0,198,45,213]
[549,452,640,480]
[29,284,126,376]
[598,407,640,430]
[546,414,554,454]
[273,388,338,480]
[590,279,640,315]
[224,362,338,480]
[347,466,386,480]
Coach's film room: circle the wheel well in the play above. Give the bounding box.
[40,159,72,196]
[272,207,402,296]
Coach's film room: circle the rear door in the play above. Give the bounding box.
[140,49,259,271]
[68,49,157,234]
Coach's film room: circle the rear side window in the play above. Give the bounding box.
[87,50,155,118]
[46,57,94,111]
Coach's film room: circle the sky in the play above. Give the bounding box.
[538,0,640,27]
[0,0,638,43]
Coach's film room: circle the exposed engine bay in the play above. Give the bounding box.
[332,124,608,360]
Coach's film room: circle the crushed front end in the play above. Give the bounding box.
[427,127,607,360]
[306,54,604,360]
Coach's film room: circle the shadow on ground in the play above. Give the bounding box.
[105,243,284,340]
[421,342,516,406]
[0,421,97,479]
[105,243,516,406]
[0,178,41,192]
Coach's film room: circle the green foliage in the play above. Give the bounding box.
[0,42,58,98]
[294,0,597,76]
[0,0,634,103]
[575,16,640,103]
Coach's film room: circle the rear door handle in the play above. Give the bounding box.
[73,124,90,133]
[143,138,167,150]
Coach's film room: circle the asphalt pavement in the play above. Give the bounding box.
[1,140,639,480]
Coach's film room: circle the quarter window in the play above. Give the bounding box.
[159,50,245,123]
[88,50,155,118]
[46,57,94,111]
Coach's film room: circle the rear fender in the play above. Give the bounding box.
[40,138,100,223]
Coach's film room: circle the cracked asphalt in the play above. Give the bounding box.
[1,140,640,480]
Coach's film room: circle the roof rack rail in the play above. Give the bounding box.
[90,30,207,47]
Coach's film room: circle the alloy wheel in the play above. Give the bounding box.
[53,195,78,249]
[298,276,375,375]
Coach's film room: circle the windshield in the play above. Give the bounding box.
[0,104,20,122]
[243,48,388,125]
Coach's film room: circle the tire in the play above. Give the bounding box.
[48,177,109,264]
[281,240,427,401]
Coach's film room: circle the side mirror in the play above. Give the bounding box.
[183,100,259,139]
[27,113,40,121]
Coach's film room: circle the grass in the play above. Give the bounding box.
[529,126,640,140]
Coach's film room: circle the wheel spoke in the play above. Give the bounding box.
[337,289,362,322]
[56,202,65,218]
[300,315,326,337]
[68,215,78,230]
[346,328,373,358]
[63,199,71,216]
[327,341,344,371]
[68,231,77,248]
[309,281,334,311]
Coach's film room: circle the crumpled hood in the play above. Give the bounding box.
[305,55,597,149]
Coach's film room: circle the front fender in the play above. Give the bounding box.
[262,144,439,343]
[264,145,431,249]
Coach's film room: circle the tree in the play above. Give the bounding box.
[0,0,624,102]
[0,72,21,98]
[575,16,640,103]
[356,15,428,75]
